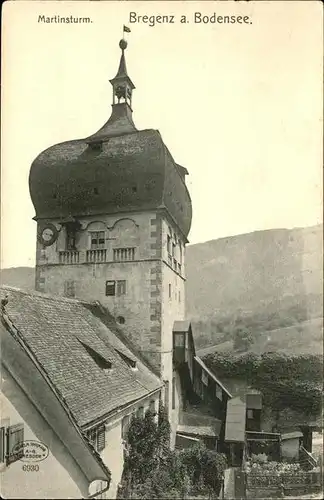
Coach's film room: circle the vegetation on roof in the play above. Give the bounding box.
[203,352,322,416]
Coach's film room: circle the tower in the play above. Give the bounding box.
[29,37,192,426]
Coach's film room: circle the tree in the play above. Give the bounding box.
[233,326,253,351]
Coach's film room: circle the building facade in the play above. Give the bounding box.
[29,37,192,430]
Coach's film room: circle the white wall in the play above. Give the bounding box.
[0,375,87,499]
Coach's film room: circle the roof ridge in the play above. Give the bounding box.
[0,285,91,306]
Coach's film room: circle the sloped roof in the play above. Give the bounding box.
[225,397,246,442]
[177,424,219,438]
[194,356,232,398]
[173,320,191,332]
[0,286,162,428]
[281,431,303,440]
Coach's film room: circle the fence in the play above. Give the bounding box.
[246,470,322,498]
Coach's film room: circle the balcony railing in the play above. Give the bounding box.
[59,251,80,264]
[86,249,107,263]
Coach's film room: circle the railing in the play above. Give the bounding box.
[299,445,318,469]
[86,249,107,263]
[59,251,80,264]
[113,248,135,262]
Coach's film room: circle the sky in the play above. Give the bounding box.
[1,0,323,269]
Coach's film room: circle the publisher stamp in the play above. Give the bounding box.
[13,440,49,463]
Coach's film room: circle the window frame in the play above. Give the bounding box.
[105,280,116,296]
[173,332,185,348]
[116,280,127,296]
[247,409,254,419]
[89,231,106,250]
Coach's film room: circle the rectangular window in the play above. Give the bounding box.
[105,280,116,296]
[64,280,75,298]
[0,427,5,464]
[169,284,172,298]
[116,280,127,296]
[121,415,130,441]
[113,248,135,261]
[172,376,176,409]
[172,243,176,257]
[7,423,24,465]
[201,371,208,386]
[174,333,185,348]
[90,231,105,249]
[247,409,254,419]
[178,290,181,302]
[66,229,77,250]
[216,385,223,401]
[149,400,156,414]
[167,235,171,254]
[137,407,144,419]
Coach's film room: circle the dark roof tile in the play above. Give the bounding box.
[1,286,162,427]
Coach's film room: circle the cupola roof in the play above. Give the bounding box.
[29,36,192,238]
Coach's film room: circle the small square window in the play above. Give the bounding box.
[174,333,185,348]
[105,280,116,296]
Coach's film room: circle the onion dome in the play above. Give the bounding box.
[29,38,192,238]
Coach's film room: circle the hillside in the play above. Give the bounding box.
[1,266,35,291]
[185,224,323,320]
[197,317,323,358]
[1,225,323,356]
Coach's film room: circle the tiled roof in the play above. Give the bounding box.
[225,397,246,442]
[29,128,192,238]
[0,286,162,427]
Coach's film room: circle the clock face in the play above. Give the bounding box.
[42,228,54,241]
[38,223,58,246]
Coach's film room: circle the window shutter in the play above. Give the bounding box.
[0,427,5,463]
[97,426,106,452]
[7,423,24,464]
[105,280,116,296]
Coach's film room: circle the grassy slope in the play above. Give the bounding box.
[197,317,323,358]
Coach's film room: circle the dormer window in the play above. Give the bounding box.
[79,340,112,371]
[88,141,102,152]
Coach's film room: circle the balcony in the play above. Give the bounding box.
[59,251,80,264]
[86,249,107,263]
